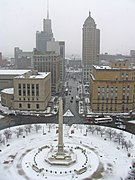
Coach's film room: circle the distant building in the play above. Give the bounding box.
[82,12,100,82]
[90,60,135,113]
[0,52,9,67]
[14,47,33,68]
[15,56,31,69]
[67,58,82,69]
[36,14,54,53]
[35,6,65,88]
[99,53,131,65]
[130,50,135,58]
[47,41,65,82]
[33,50,61,95]
[0,70,31,91]
[1,70,51,111]
[0,52,2,64]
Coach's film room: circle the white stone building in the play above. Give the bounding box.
[1,70,51,111]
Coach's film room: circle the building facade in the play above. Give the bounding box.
[1,88,14,109]
[36,16,54,53]
[33,50,61,95]
[1,70,51,111]
[14,47,33,68]
[82,12,100,82]
[47,41,65,82]
[90,60,135,113]
[0,70,31,91]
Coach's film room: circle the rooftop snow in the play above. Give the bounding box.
[29,72,50,79]
[1,88,14,94]
[16,72,50,79]
[93,65,111,69]
[0,70,31,75]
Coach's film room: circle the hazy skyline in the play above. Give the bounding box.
[0,0,135,58]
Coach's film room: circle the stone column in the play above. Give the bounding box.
[58,97,64,154]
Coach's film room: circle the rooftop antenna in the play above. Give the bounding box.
[47,0,49,19]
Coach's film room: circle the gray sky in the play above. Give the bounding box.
[0,0,135,58]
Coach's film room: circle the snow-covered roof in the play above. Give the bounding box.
[29,72,50,79]
[128,120,135,124]
[1,88,14,94]
[0,70,31,75]
[15,72,50,79]
[0,115,4,119]
[93,65,111,70]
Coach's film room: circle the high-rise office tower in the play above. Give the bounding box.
[35,1,65,95]
[82,12,100,82]
[36,2,54,53]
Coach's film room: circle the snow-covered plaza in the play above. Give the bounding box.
[0,123,134,180]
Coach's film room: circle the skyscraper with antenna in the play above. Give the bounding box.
[36,0,54,52]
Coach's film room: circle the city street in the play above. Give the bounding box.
[63,77,83,125]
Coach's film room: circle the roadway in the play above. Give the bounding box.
[63,77,84,125]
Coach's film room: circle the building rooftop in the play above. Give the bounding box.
[93,65,111,70]
[1,88,14,94]
[0,70,31,75]
[15,72,50,79]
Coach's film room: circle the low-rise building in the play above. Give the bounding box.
[1,70,51,111]
[1,88,14,109]
[90,60,135,113]
[0,70,31,91]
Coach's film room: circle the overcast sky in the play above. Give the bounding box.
[0,0,135,58]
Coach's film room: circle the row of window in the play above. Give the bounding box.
[96,106,129,112]
[34,57,57,61]
[97,93,130,98]
[97,86,130,92]
[18,83,39,96]
[19,103,39,109]
[19,97,39,101]
[97,97,130,102]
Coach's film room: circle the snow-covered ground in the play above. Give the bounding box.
[0,114,4,119]
[0,124,134,180]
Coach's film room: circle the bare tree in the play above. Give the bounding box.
[105,128,116,141]
[121,138,125,149]
[34,124,41,133]
[25,125,32,133]
[95,126,102,135]
[0,134,2,143]
[88,125,95,134]
[116,132,124,145]
[16,127,23,137]
[3,129,12,142]
[100,128,105,137]
[124,140,134,151]
[0,134,5,145]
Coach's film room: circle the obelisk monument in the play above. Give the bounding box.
[46,97,76,165]
[57,97,64,154]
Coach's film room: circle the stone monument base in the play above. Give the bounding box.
[45,147,77,166]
